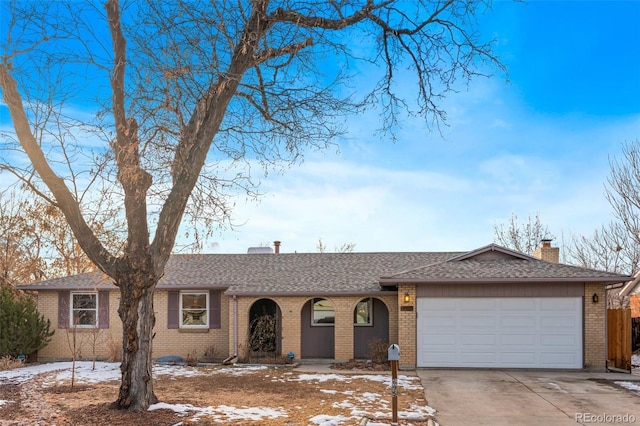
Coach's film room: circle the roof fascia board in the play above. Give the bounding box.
[619,270,640,297]
[379,276,634,286]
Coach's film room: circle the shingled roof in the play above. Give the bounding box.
[16,244,632,295]
[380,244,632,284]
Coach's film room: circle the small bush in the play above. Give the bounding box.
[0,355,24,371]
[0,284,54,358]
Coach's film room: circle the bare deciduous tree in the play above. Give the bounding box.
[566,140,640,307]
[493,213,553,255]
[0,189,122,284]
[1,0,508,411]
[0,190,46,286]
[316,238,356,253]
[605,140,640,273]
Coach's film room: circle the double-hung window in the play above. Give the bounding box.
[71,292,98,327]
[180,292,209,328]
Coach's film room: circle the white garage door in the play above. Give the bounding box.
[417,297,583,369]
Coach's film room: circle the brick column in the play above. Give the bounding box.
[584,282,606,371]
[397,283,416,369]
[278,297,302,360]
[333,298,354,362]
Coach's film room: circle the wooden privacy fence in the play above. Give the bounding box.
[607,309,631,371]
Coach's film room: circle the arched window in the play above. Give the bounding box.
[354,298,372,326]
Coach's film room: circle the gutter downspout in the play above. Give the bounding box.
[223,294,239,365]
[233,294,238,358]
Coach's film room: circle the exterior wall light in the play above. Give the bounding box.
[403,293,411,303]
[592,293,599,303]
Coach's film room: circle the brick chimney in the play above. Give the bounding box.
[533,239,559,263]
[274,240,281,254]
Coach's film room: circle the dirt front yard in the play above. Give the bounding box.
[0,362,435,425]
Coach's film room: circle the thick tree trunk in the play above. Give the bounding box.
[111,279,157,412]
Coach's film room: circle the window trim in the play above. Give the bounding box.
[354,298,373,327]
[70,292,98,328]
[179,291,210,329]
[311,298,335,327]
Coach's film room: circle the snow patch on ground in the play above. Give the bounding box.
[149,402,287,422]
[615,381,640,394]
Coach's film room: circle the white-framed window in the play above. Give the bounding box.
[312,298,334,326]
[71,292,98,327]
[354,298,373,326]
[180,291,209,328]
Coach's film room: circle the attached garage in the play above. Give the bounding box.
[416,296,583,368]
[380,243,634,370]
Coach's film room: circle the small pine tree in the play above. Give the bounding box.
[0,284,54,358]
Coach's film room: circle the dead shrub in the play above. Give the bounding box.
[367,338,390,364]
[106,334,122,362]
[202,345,219,360]
[0,355,24,370]
[185,350,198,366]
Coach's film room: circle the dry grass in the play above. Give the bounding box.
[0,356,24,371]
[0,364,434,425]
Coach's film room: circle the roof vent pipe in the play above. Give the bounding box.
[274,240,281,254]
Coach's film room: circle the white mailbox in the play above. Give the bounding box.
[388,344,400,361]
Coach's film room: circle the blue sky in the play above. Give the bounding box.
[207,0,640,254]
[1,1,639,256]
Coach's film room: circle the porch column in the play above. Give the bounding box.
[334,299,354,362]
[279,297,302,360]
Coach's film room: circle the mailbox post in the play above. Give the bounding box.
[388,344,400,424]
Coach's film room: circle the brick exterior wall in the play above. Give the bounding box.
[584,282,606,371]
[36,291,123,362]
[630,294,640,318]
[36,283,602,371]
[36,289,229,362]
[35,290,397,364]
[153,291,230,360]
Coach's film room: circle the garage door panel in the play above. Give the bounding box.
[425,352,458,364]
[500,316,537,328]
[462,333,497,346]
[500,333,536,346]
[540,352,578,367]
[424,334,457,345]
[461,352,495,364]
[459,298,496,310]
[541,334,578,345]
[460,315,496,327]
[541,316,577,328]
[541,298,577,310]
[500,352,537,365]
[500,299,536,310]
[417,297,582,369]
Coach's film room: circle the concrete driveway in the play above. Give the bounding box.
[417,369,640,425]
